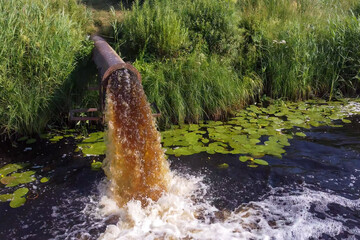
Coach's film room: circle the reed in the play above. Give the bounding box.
[134,51,262,128]
[238,0,360,99]
[0,0,91,135]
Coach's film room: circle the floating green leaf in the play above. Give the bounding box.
[4,171,36,187]
[295,132,306,137]
[239,156,252,162]
[10,196,26,208]
[40,177,49,183]
[0,163,25,176]
[91,161,102,171]
[8,187,29,208]
[49,135,64,142]
[160,100,360,162]
[342,119,351,124]
[218,163,229,169]
[13,187,29,197]
[253,159,269,166]
[0,194,12,202]
[77,132,106,156]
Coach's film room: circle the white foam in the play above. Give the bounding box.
[98,173,360,240]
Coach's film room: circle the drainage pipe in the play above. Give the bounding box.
[91,35,141,85]
[91,35,142,113]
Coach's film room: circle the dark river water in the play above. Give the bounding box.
[0,116,359,239]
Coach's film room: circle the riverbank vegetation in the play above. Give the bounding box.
[0,0,93,136]
[114,0,360,127]
[1,0,360,135]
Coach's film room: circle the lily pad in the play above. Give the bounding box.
[0,163,26,176]
[40,177,49,183]
[8,187,29,208]
[218,163,229,169]
[253,159,269,166]
[295,132,307,137]
[13,187,29,197]
[0,194,13,202]
[77,132,106,156]
[49,135,64,142]
[160,99,359,160]
[4,171,36,187]
[239,156,252,162]
[10,196,26,208]
[91,161,102,171]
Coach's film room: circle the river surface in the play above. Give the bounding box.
[0,103,360,239]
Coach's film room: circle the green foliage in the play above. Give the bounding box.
[113,0,360,128]
[0,0,91,135]
[10,187,29,208]
[2,171,36,187]
[161,99,360,163]
[117,0,189,59]
[76,131,106,156]
[0,164,26,177]
[40,177,49,183]
[181,0,242,55]
[136,52,262,127]
[238,0,360,100]
[91,160,103,170]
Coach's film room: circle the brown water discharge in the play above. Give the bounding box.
[103,69,170,207]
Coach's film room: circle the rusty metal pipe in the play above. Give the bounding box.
[91,35,143,115]
[91,35,141,86]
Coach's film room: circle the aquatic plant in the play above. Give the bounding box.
[91,160,102,171]
[0,163,51,208]
[161,100,360,167]
[76,131,106,156]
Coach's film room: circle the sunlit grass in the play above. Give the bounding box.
[0,0,91,135]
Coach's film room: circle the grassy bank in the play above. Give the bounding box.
[1,0,359,135]
[0,0,92,135]
[113,0,360,127]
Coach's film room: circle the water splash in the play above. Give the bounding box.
[103,69,170,207]
[98,173,360,240]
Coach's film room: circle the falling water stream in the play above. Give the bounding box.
[103,69,170,207]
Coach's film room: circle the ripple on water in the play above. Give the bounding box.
[97,173,360,240]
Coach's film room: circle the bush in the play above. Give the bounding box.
[0,0,91,135]
[181,0,242,55]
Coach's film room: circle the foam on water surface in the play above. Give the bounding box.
[98,172,360,240]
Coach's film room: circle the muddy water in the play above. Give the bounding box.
[0,112,359,239]
[103,69,169,207]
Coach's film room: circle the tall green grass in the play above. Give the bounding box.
[113,0,262,126]
[238,0,360,99]
[0,0,91,135]
[114,0,189,59]
[113,0,360,126]
[135,51,262,127]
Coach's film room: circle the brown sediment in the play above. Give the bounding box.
[103,69,170,207]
